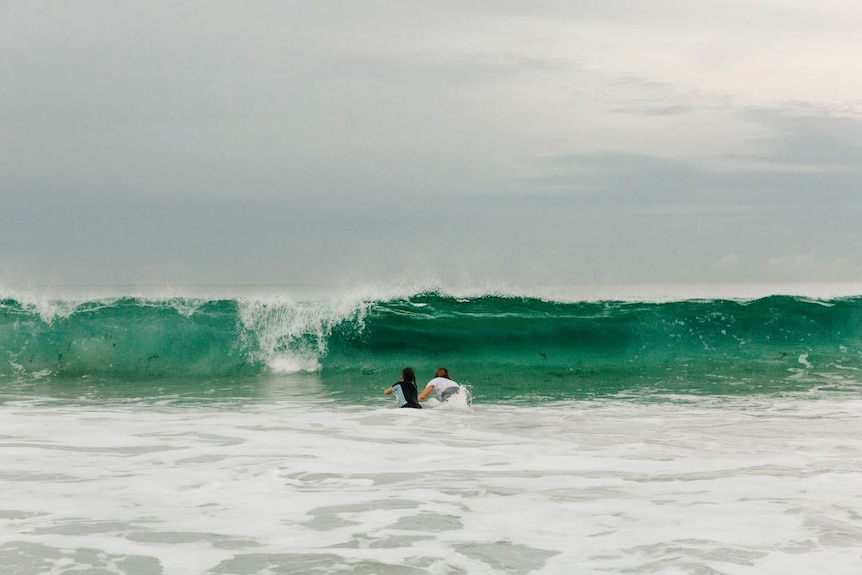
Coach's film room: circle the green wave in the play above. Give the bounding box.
[2,292,861,397]
[323,293,862,397]
[0,297,255,379]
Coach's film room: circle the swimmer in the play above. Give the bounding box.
[383,367,422,409]
[418,367,471,404]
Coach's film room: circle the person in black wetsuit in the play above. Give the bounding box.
[383,367,422,408]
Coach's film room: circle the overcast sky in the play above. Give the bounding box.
[3,1,862,289]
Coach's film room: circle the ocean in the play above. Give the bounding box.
[2,284,862,574]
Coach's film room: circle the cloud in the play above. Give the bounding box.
[744,109,862,168]
[763,253,860,281]
[3,1,862,287]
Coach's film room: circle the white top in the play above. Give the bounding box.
[425,377,459,399]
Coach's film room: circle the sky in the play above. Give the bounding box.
[2,1,862,290]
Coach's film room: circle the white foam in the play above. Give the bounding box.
[434,386,474,410]
[266,354,321,374]
[3,393,861,574]
[236,296,368,373]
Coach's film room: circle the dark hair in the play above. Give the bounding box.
[401,367,416,383]
[435,367,449,378]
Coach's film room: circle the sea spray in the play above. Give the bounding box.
[236,295,370,373]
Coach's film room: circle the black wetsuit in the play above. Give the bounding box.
[392,380,422,408]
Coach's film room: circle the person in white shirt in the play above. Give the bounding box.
[418,367,470,404]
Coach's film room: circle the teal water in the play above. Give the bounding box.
[4,289,862,574]
[2,291,862,402]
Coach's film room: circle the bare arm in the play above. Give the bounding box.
[418,385,433,402]
[384,387,393,395]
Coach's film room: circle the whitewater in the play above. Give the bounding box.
[2,284,862,574]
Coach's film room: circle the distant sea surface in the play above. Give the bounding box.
[2,284,861,574]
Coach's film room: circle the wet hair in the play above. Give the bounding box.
[435,367,449,378]
[401,367,416,383]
